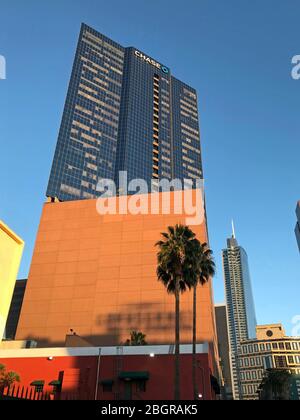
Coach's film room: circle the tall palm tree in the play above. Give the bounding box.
[186,240,215,400]
[156,224,196,400]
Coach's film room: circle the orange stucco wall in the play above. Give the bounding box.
[16,190,218,354]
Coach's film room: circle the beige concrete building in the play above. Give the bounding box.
[0,221,24,341]
[239,324,300,400]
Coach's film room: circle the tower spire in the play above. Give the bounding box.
[231,220,236,239]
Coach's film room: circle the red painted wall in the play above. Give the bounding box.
[0,353,214,400]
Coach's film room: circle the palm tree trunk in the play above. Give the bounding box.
[192,285,197,400]
[174,284,180,400]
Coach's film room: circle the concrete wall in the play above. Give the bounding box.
[0,346,214,400]
[0,221,24,340]
[16,191,217,359]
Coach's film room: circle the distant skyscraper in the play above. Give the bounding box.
[46,23,203,201]
[215,304,233,400]
[222,223,257,400]
[295,201,300,252]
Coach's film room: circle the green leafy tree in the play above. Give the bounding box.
[156,224,196,400]
[260,369,291,400]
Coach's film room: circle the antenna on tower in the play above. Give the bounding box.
[231,220,236,239]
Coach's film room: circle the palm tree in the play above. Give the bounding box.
[156,224,196,400]
[0,365,20,392]
[125,331,147,346]
[185,240,215,400]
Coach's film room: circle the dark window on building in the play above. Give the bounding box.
[285,342,291,350]
[275,356,287,368]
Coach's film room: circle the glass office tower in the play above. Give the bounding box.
[222,226,257,400]
[46,23,203,201]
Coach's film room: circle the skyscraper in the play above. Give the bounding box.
[215,304,233,399]
[46,23,203,202]
[295,201,300,252]
[222,223,257,400]
[16,24,218,361]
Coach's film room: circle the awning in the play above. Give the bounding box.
[119,371,149,381]
[49,380,61,386]
[30,380,45,386]
[100,379,114,385]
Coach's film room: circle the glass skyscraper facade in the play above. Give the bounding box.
[222,230,257,400]
[46,23,203,201]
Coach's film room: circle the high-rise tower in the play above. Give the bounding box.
[222,223,257,400]
[46,24,203,201]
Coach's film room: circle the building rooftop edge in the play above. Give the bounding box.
[0,220,24,245]
[0,343,210,358]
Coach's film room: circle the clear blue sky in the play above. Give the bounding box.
[0,0,299,334]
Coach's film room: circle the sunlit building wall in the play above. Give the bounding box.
[0,221,24,341]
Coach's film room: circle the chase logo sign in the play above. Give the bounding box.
[134,50,169,74]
